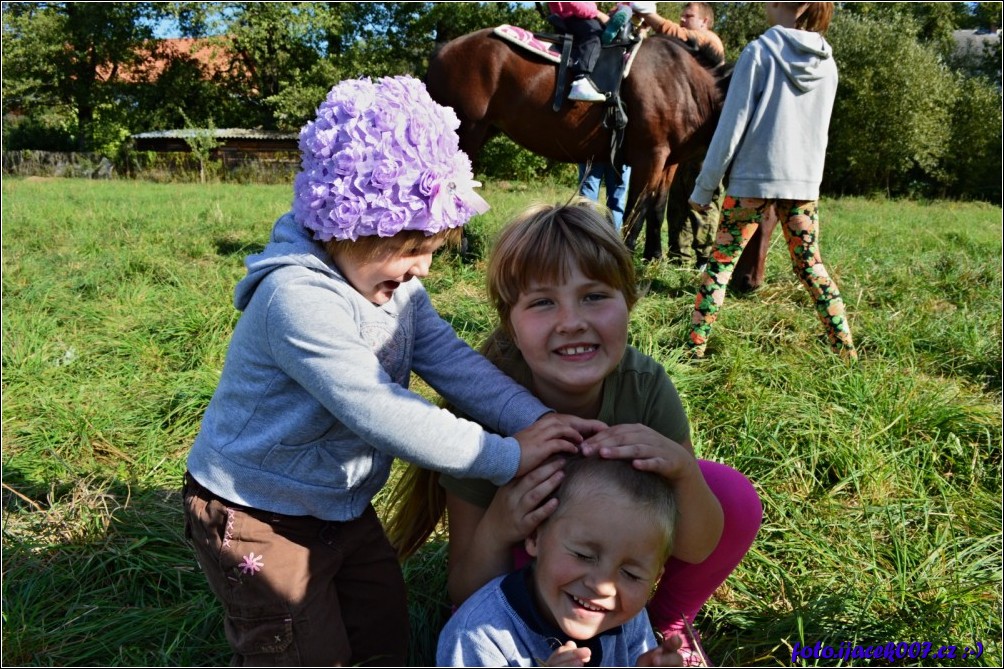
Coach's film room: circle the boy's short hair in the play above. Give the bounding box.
[548,457,677,561]
[685,2,715,28]
[324,227,461,263]
[487,200,638,338]
[797,2,834,34]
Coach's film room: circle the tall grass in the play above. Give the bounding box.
[3,178,1000,666]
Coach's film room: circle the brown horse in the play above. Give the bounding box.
[425,27,772,290]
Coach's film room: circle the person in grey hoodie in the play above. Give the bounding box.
[686,2,858,361]
[182,75,602,667]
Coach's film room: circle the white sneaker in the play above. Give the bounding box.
[569,77,606,102]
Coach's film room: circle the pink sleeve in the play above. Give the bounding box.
[548,2,600,19]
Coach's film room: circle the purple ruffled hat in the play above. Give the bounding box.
[291,75,490,242]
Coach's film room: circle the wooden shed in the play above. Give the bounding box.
[131,128,300,177]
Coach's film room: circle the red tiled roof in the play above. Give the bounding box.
[98,37,234,84]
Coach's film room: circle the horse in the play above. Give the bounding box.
[425,27,772,291]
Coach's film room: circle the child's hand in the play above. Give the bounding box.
[515,414,607,477]
[581,424,724,563]
[688,198,711,212]
[544,640,591,666]
[579,424,698,482]
[637,633,684,666]
[483,457,565,545]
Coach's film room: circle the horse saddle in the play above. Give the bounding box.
[491,23,642,116]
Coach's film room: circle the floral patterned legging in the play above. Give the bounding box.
[686,197,858,360]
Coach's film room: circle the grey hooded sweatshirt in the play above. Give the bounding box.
[186,213,549,521]
[691,25,838,205]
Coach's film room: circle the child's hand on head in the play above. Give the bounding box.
[582,425,724,563]
[545,640,591,666]
[483,457,566,545]
[515,414,607,477]
[579,425,698,482]
[637,633,684,667]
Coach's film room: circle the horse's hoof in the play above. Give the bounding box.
[457,235,480,264]
[731,276,763,294]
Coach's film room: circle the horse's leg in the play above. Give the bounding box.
[730,215,777,293]
[453,121,494,263]
[622,170,649,252]
[623,150,670,258]
[642,163,677,261]
[458,121,493,169]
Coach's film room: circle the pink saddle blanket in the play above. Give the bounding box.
[492,24,562,63]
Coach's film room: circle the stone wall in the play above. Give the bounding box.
[2,150,299,184]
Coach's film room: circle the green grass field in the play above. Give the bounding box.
[2,178,1001,666]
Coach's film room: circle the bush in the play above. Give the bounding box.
[475,134,577,185]
[2,113,77,152]
[944,73,1003,203]
[826,14,956,198]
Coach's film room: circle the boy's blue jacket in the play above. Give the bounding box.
[692,25,838,205]
[186,213,548,520]
[437,569,658,666]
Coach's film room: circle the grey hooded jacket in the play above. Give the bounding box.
[692,25,838,204]
[186,213,548,520]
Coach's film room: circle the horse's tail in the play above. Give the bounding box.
[424,40,449,86]
[694,40,727,69]
[714,63,734,98]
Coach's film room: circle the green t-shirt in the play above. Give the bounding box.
[440,342,690,508]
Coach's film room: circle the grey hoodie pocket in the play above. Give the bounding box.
[261,440,374,490]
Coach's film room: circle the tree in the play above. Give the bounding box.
[712,2,770,61]
[2,2,166,151]
[2,5,75,149]
[943,73,1002,203]
[178,112,221,184]
[972,2,1003,29]
[825,13,957,197]
[129,41,237,133]
[199,2,342,130]
[246,3,546,132]
[416,2,546,47]
[838,2,968,58]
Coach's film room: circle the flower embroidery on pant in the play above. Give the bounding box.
[223,507,236,548]
[239,552,264,575]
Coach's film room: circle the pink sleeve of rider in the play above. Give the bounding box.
[547,2,600,19]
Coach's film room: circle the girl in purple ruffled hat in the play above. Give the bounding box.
[182,75,603,666]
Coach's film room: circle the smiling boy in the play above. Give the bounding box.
[437,456,681,667]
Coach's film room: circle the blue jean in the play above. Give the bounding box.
[578,162,631,231]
